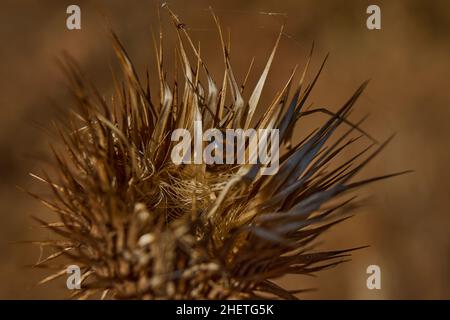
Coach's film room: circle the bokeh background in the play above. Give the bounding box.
[1,0,449,299]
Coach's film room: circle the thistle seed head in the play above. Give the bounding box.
[28,9,404,299]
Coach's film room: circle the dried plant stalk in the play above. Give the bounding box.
[28,8,406,299]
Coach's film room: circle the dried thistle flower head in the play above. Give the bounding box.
[28,8,405,299]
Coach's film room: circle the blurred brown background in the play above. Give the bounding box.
[1,0,449,299]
